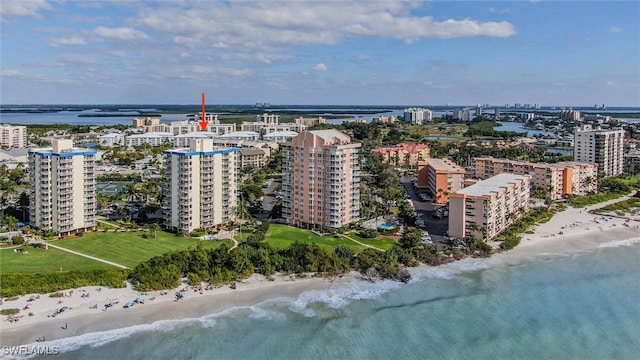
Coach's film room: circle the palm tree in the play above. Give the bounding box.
[18,192,29,222]
[123,183,138,202]
[4,215,18,232]
[149,223,160,239]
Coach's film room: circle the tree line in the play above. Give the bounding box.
[129,223,459,292]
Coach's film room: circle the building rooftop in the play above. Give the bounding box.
[309,129,350,143]
[239,148,267,155]
[174,132,210,138]
[421,158,464,172]
[475,157,597,169]
[264,130,298,137]
[218,131,260,138]
[456,173,530,197]
[128,132,173,138]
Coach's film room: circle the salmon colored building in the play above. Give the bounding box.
[473,157,598,200]
[282,130,361,230]
[372,143,430,166]
[417,158,465,204]
[449,173,531,241]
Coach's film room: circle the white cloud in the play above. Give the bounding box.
[93,26,150,41]
[1,69,23,76]
[0,0,52,21]
[314,63,328,71]
[135,2,516,48]
[608,26,622,33]
[489,7,511,14]
[49,36,86,47]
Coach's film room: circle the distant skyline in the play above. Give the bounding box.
[1,1,638,106]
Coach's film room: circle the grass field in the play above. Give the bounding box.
[52,231,233,268]
[265,224,365,253]
[1,246,113,273]
[346,233,397,250]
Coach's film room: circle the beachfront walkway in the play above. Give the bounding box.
[340,234,385,252]
[40,241,129,269]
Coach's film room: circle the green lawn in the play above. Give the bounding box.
[346,233,397,250]
[52,231,232,268]
[1,246,113,273]
[265,224,365,253]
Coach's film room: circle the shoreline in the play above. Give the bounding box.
[0,273,337,348]
[1,203,639,348]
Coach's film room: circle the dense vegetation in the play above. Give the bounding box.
[0,269,129,297]
[129,225,455,291]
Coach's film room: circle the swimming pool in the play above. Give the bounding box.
[377,221,398,230]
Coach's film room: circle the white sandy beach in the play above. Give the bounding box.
[0,273,337,347]
[1,198,639,348]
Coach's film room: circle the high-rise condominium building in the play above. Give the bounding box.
[473,157,598,199]
[574,125,624,177]
[28,139,97,236]
[163,139,239,234]
[0,124,27,148]
[449,173,531,241]
[282,130,361,229]
[403,108,432,125]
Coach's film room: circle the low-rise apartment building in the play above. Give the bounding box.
[473,157,598,199]
[133,117,161,127]
[28,139,97,236]
[417,158,465,204]
[372,143,430,166]
[238,148,268,169]
[126,132,174,147]
[162,139,239,234]
[98,133,124,147]
[449,173,531,241]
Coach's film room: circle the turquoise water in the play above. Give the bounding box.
[30,242,640,360]
[377,221,398,230]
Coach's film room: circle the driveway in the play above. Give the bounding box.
[400,175,449,245]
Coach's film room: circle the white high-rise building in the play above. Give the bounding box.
[452,108,472,121]
[574,125,624,177]
[162,139,239,234]
[28,139,97,236]
[403,107,432,125]
[0,124,27,148]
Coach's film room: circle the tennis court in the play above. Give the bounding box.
[96,181,132,197]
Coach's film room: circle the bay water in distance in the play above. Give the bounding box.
[25,241,640,360]
[2,106,639,126]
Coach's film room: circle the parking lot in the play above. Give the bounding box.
[257,178,282,219]
[400,175,450,245]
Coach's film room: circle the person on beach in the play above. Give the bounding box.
[62,322,68,330]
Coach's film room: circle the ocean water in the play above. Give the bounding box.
[27,241,640,360]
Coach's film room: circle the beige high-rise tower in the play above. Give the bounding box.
[282,130,361,229]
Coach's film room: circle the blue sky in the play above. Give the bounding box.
[1,0,638,106]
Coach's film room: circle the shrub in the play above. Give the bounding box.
[501,236,522,250]
[11,236,24,245]
[358,229,379,239]
[0,309,19,316]
[1,270,129,298]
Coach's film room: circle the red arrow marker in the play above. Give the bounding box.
[199,92,208,130]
